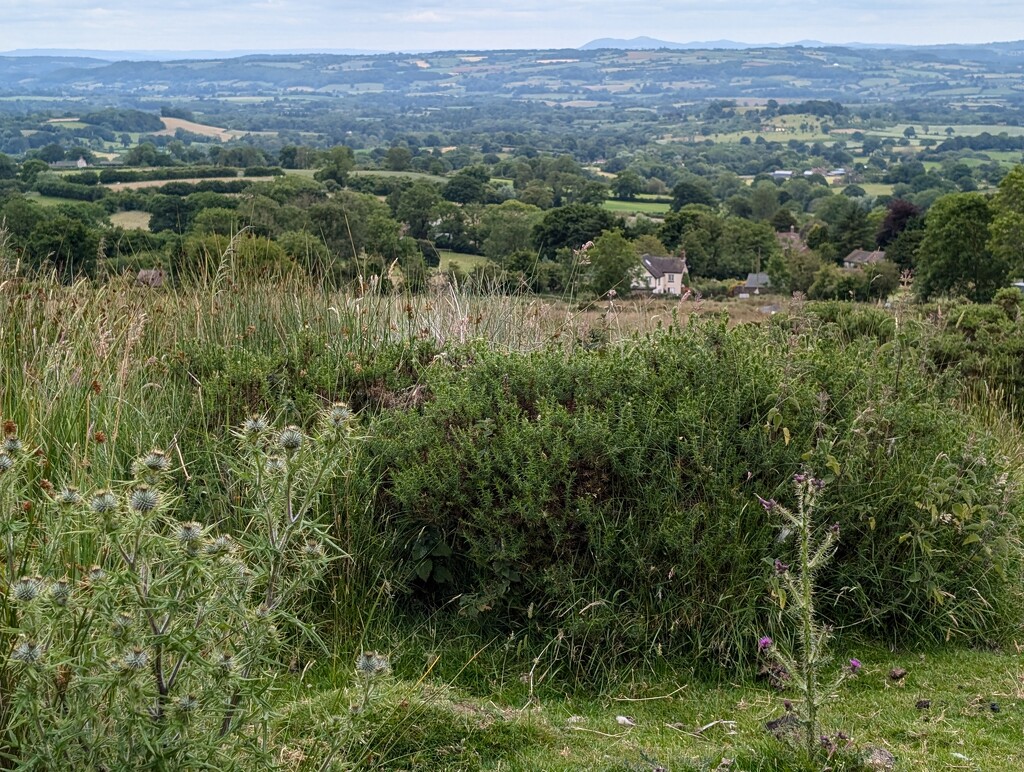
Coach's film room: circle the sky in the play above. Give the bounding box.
[1,0,1023,54]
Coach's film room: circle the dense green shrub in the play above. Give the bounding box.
[363,319,1022,670]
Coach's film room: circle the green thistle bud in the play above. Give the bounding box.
[122,646,149,671]
[49,577,72,606]
[0,451,14,474]
[87,565,106,584]
[11,576,41,602]
[176,520,203,546]
[110,612,134,639]
[302,539,326,560]
[11,638,44,665]
[90,489,118,515]
[234,561,254,591]
[176,694,199,713]
[205,534,235,557]
[215,651,235,673]
[55,486,81,506]
[1,435,21,455]
[277,426,304,453]
[141,448,170,473]
[264,454,286,475]
[324,402,353,430]
[240,414,270,437]
[355,651,390,680]
[128,485,159,514]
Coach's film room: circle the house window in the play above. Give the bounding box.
[667,274,675,283]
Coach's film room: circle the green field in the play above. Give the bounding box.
[437,249,489,272]
[604,198,671,215]
[350,169,448,183]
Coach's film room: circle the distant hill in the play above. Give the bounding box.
[0,47,397,61]
[580,37,762,50]
[579,36,1021,51]
[2,42,1024,104]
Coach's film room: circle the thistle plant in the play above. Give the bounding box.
[757,472,856,759]
[0,405,359,769]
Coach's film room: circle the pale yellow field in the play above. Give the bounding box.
[154,117,248,141]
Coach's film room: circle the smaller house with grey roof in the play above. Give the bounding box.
[634,254,689,296]
[842,249,886,270]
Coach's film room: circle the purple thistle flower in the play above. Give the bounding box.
[774,558,789,575]
[813,478,826,491]
[849,658,862,674]
[793,473,806,484]
[829,523,841,537]
[758,636,773,652]
[756,495,776,513]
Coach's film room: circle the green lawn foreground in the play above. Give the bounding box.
[283,645,1022,769]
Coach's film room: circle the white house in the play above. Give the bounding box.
[633,254,689,296]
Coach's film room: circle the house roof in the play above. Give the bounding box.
[844,249,885,265]
[776,228,808,253]
[744,272,771,288]
[641,254,688,279]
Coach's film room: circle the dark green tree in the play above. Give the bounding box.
[988,165,1024,278]
[587,229,638,296]
[916,193,1006,302]
[532,204,616,261]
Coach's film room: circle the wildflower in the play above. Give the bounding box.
[813,478,826,491]
[240,414,270,437]
[1,435,22,455]
[301,539,326,560]
[849,658,862,675]
[758,636,773,653]
[141,448,170,473]
[829,523,841,537]
[205,534,235,557]
[110,612,134,638]
[11,638,44,665]
[264,454,286,475]
[21,501,31,514]
[55,486,81,506]
[774,559,789,575]
[94,430,107,444]
[87,565,106,584]
[233,561,254,590]
[128,485,159,513]
[176,694,199,713]
[756,494,776,512]
[215,651,235,673]
[90,489,118,515]
[49,577,72,606]
[793,473,806,484]
[11,576,42,602]
[355,651,390,680]
[0,451,12,474]
[2,420,15,436]
[277,425,304,453]
[324,402,353,430]
[175,521,204,546]
[122,647,149,671]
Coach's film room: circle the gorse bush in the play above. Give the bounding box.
[0,407,358,769]
[366,317,1023,672]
